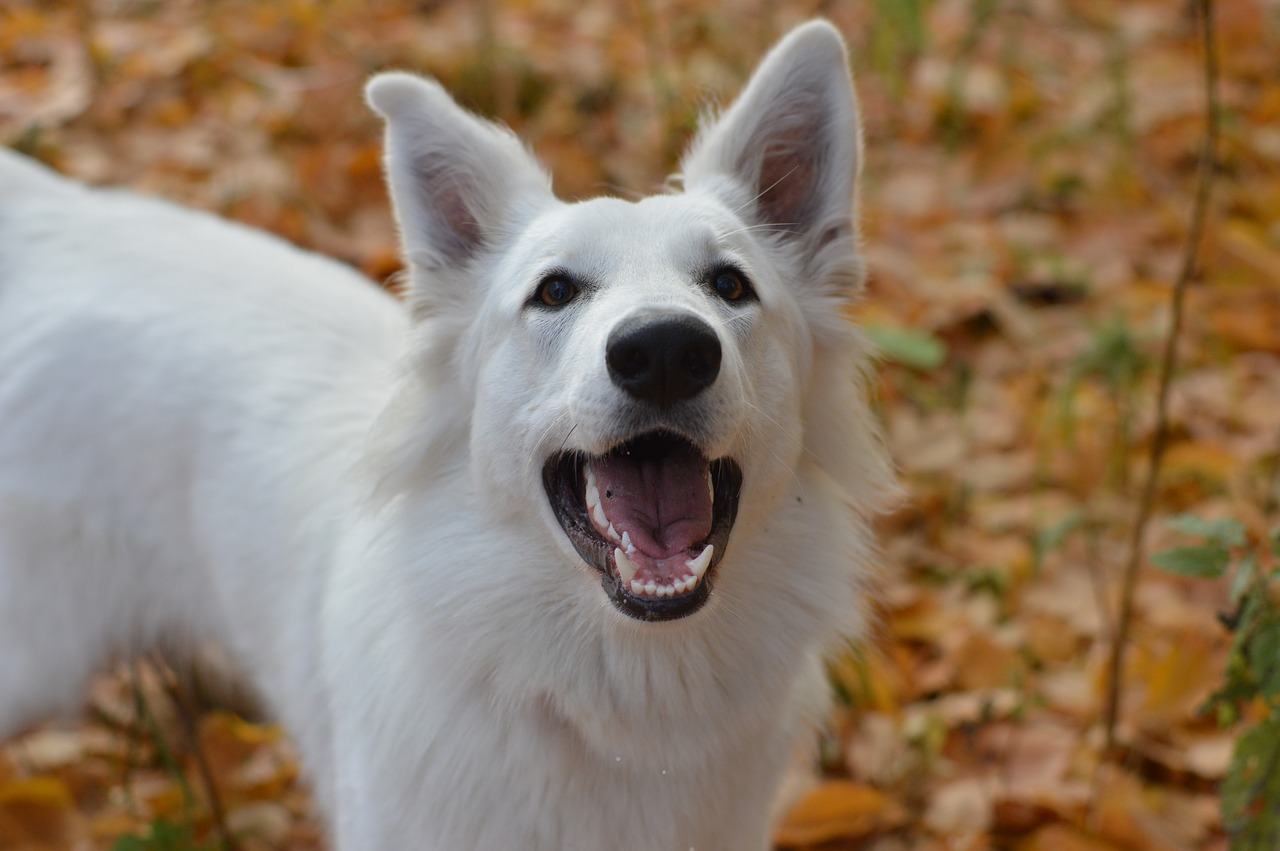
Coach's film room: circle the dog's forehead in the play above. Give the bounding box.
[545,194,740,270]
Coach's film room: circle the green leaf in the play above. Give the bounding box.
[1033,512,1083,570]
[1221,719,1280,846]
[1230,554,1258,604]
[1166,513,1246,547]
[1152,545,1230,578]
[1250,620,1280,699]
[864,324,947,371]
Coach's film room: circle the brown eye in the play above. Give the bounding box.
[536,275,577,307]
[712,269,749,302]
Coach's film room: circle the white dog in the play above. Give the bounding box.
[0,20,893,850]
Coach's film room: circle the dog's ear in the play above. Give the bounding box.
[681,21,862,293]
[366,73,553,273]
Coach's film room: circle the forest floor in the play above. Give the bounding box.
[1,0,1279,849]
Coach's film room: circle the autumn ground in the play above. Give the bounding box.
[1,0,1278,848]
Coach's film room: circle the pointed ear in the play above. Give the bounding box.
[680,21,862,287]
[366,73,553,272]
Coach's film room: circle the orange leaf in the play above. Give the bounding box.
[1161,441,1238,489]
[1020,824,1123,851]
[773,780,898,847]
[0,776,80,846]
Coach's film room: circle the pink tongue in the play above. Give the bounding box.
[591,445,712,560]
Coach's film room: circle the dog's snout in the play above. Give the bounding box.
[606,313,722,408]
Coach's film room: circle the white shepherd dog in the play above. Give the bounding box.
[0,20,894,850]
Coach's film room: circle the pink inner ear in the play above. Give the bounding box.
[756,138,815,228]
[437,183,482,251]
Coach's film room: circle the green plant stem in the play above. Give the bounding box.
[163,670,239,851]
[1102,0,1220,755]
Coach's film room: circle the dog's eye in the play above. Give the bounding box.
[711,268,751,302]
[535,274,577,308]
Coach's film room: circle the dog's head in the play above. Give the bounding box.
[366,21,892,624]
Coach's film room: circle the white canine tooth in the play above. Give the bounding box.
[592,501,608,529]
[631,579,644,595]
[614,548,637,585]
[644,581,657,596]
[621,530,635,555]
[686,544,714,579]
[585,466,600,509]
[607,522,620,543]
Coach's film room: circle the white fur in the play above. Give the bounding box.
[0,20,894,850]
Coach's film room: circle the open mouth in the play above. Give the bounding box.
[542,431,742,622]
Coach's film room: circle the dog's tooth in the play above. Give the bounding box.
[630,579,645,595]
[591,500,608,529]
[644,581,657,596]
[614,548,638,585]
[621,530,634,555]
[607,522,620,543]
[686,544,714,579]
[585,465,600,509]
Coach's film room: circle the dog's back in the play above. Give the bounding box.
[0,149,404,754]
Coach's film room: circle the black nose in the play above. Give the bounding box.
[606,312,722,408]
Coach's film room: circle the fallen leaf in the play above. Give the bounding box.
[773,780,901,847]
[0,776,81,846]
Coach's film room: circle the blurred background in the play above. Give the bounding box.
[2,0,1279,849]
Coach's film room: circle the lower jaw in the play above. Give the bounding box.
[602,568,712,621]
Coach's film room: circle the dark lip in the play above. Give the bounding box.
[542,431,743,622]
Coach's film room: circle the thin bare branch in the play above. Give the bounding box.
[1102,0,1220,755]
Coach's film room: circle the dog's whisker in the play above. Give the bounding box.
[557,422,579,452]
[530,411,574,456]
[719,221,800,239]
[732,163,802,219]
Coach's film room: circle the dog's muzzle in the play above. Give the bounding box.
[544,311,742,621]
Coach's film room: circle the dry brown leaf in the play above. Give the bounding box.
[0,776,82,847]
[952,628,1025,691]
[773,780,901,847]
[1019,824,1124,851]
[923,777,993,837]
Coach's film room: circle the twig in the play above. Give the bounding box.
[1101,0,1220,755]
[162,665,241,851]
